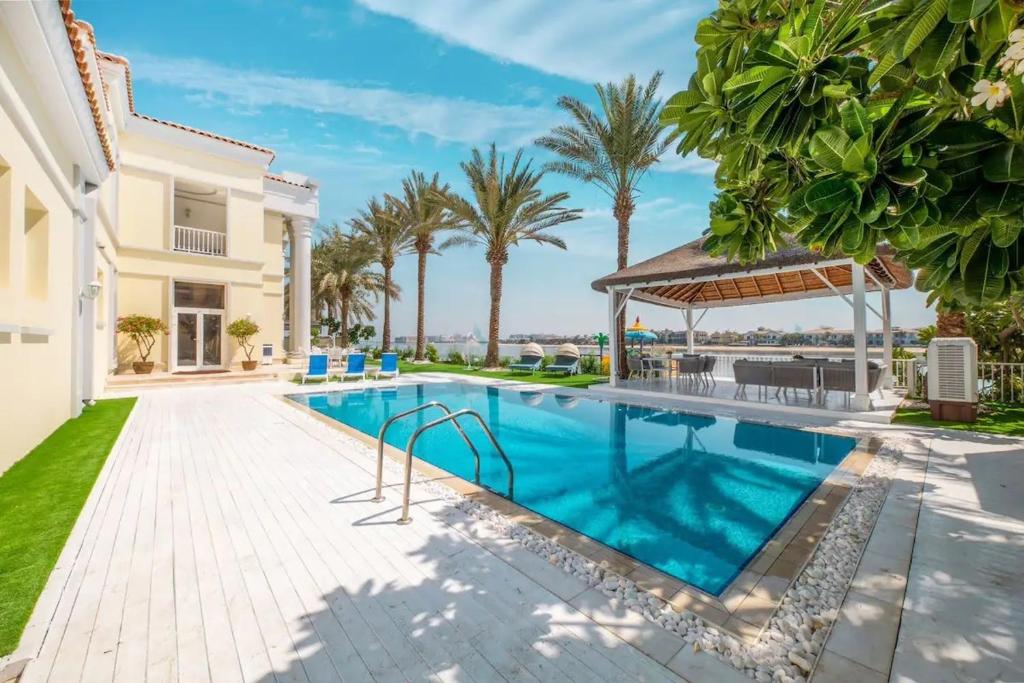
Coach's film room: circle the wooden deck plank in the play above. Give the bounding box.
[17,384,686,683]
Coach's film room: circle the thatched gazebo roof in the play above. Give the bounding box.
[591,236,913,309]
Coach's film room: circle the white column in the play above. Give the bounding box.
[286,223,296,354]
[290,217,313,358]
[851,262,870,411]
[608,288,618,388]
[685,304,695,354]
[80,183,99,403]
[881,286,893,389]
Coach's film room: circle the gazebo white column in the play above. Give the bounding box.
[851,262,870,411]
[685,304,695,354]
[290,217,313,358]
[608,288,619,387]
[881,286,893,389]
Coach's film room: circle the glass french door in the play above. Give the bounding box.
[175,309,223,370]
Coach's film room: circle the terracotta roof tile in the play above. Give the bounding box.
[59,1,115,170]
[265,172,312,188]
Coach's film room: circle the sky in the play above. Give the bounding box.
[79,0,937,337]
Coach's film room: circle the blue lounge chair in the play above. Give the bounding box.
[343,353,366,381]
[375,352,399,379]
[545,354,580,375]
[508,354,543,373]
[301,354,329,383]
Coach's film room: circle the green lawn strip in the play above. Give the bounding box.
[287,360,609,388]
[397,361,608,389]
[0,398,136,657]
[892,402,1024,437]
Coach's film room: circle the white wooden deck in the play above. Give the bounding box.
[11,384,692,683]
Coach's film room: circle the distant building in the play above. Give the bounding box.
[743,327,784,346]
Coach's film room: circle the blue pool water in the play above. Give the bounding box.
[289,383,856,595]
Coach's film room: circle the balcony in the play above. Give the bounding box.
[173,225,226,257]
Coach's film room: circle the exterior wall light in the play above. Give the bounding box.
[82,279,102,300]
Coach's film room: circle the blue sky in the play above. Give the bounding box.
[80,0,936,336]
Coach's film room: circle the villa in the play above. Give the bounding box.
[1,4,1022,683]
[0,1,317,472]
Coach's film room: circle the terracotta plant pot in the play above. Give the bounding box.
[132,361,154,374]
[241,360,258,371]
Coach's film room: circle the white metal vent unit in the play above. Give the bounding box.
[927,337,978,402]
[262,343,274,365]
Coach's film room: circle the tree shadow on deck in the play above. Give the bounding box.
[253,527,679,683]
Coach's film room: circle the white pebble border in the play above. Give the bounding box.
[286,398,904,683]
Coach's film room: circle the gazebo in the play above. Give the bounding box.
[591,236,914,411]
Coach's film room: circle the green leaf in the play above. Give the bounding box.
[916,20,963,78]
[843,135,870,173]
[889,223,922,249]
[841,219,867,252]
[809,127,852,172]
[859,185,890,223]
[887,166,928,187]
[922,169,953,199]
[840,100,871,139]
[948,0,996,23]
[976,184,1024,216]
[868,51,899,88]
[746,81,787,130]
[963,239,1008,302]
[982,143,1024,183]
[903,0,948,57]
[991,219,1023,248]
[724,66,777,92]
[930,121,1004,155]
[804,177,861,214]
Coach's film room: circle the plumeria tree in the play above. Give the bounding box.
[661,0,1024,313]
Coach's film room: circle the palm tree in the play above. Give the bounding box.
[440,144,581,368]
[387,171,457,361]
[311,225,390,344]
[536,72,668,378]
[349,197,414,352]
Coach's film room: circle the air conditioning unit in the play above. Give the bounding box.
[927,337,978,422]
[261,343,274,365]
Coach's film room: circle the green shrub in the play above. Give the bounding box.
[226,318,260,360]
[540,354,555,369]
[580,354,600,374]
[425,344,440,362]
[499,356,512,367]
[446,350,465,365]
[398,347,414,360]
[116,314,168,362]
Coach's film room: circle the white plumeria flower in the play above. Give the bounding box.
[1010,28,1024,44]
[972,79,1011,110]
[1005,41,1024,60]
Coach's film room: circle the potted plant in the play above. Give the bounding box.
[227,318,261,370]
[116,314,168,374]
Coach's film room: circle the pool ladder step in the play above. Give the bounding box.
[372,401,514,524]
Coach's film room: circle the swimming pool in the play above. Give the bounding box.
[289,382,857,595]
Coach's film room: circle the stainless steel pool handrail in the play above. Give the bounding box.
[398,409,514,524]
[372,401,480,503]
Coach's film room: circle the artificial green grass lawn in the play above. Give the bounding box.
[290,361,609,389]
[0,398,136,657]
[892,402,1024,437]
[397,361,609,389]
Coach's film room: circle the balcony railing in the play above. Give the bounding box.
[174,225,226,256]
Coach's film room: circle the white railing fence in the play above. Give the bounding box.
[979,361,1024,404]
[890,357,1023,404]
[174,225,226,256]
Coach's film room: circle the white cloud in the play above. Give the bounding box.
[127,52,563,148]
[354,0,706,91]
[655,152,718,175]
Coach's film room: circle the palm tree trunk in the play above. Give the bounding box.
[340,296,351,347]
[613,192,633,379]
[415,248,427,361]
[382,265,393,353]
[486,260,503,368]
[936,310,966,337]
